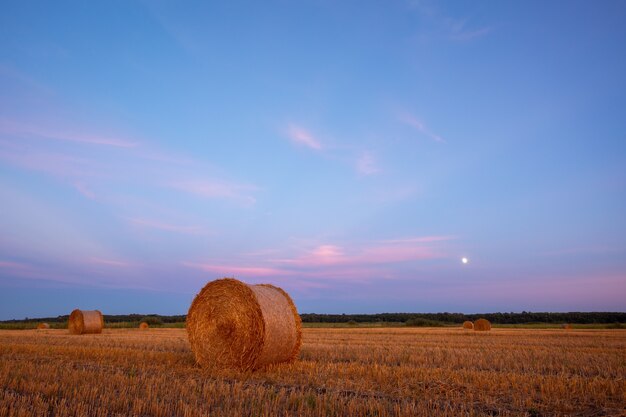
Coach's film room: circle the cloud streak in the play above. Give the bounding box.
[285,124,323,150]
[183,262,287,277]
[356,151,381,176]
[398,112,445,143]
[128,217,206,235]
[185,235,454,283]
[0,118,138,148]
[167,180,258,205]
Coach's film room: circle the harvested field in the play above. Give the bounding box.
[0,328,624,416]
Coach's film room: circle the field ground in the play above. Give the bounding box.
[2,321,624,330]
[0,328,624,416]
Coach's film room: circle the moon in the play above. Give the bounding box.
[461,257,469,264]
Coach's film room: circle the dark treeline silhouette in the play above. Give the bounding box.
[3,311,625,324]
[299,312,626,324]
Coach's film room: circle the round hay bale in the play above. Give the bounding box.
[186,278,302,371]
[562,323,572,330]
[462,321,474,330]
[37,323,50,330]
[139,322,149,330]
[474,318,491,331]
[68,309,104,335]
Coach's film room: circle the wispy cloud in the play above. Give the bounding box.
[74,182,96,200]
[443,17,491,42]
[408,2,492,43]
[379,236,454,244]
[0,260,31,270]
[0,118,138,148]
[89,257,132,267]
[275,238,447,268]
[542,246,625,257]
[285,124,323,150]
[182,262,287,277]
[398,112,445,143]
[168,180,258,205]
[449,25,491,42]
[184,235,454,283]
[0,144,95,178]
[128,217,206,235]
[356,151,381,176]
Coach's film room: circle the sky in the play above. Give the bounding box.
[1,1,625,320]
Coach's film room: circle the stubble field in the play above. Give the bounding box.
[0,328,624,417]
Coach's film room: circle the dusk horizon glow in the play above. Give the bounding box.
[1,1,625,320]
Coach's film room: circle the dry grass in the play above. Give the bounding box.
[0,328,624,416]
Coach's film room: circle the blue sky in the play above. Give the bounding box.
[1,1,625,319]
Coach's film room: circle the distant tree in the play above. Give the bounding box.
[140,316,163,326]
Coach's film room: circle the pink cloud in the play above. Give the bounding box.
[542,246,625,256]
[183,262,287,277]
[456,273,626,310]
[277,239,446,268]
[356,151,381,175]
[0,146,94,178]
[285,124,323,150]
[0,259,73,283]
[0,118,138,148]
[181,235,453,286]
[379,236,455,244]
[0,260,30,270]
[89,257,131,267]
[398,112,445,143]
[74,182,96,200]
[128,218,205,235]
[168,180,257,204]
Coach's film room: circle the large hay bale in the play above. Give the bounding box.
[562,323,572,330]
[68,309,104,335]
[462,321,474,330]
[187,278,302,371]
[37,323,50,330]
[474,318,491,331]
[139,322,149,330]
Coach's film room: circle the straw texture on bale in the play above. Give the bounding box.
[139,322,149,330]
[68,309,104,335]
[474,318,492,331]
[187,278,302,371]
[462,321,474,330]
[37,323,50,330]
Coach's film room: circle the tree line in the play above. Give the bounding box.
[298,312,626,324]
[4,311,625,324]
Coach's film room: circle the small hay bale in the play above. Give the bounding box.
[562,323,572,330]
[462,321,474,330]
[68,309,104,335]
[37,323,50,330]
[139,322,149,330]
[186,277,302,371]
[474,318,491,331]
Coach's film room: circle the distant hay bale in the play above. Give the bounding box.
[186,277,302,371]
[37,323,50,330]
[562,323,572,330]
[68,309,104,335]
[474,318,492,331]
[462,321,474,330]
[139,322,149,330]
